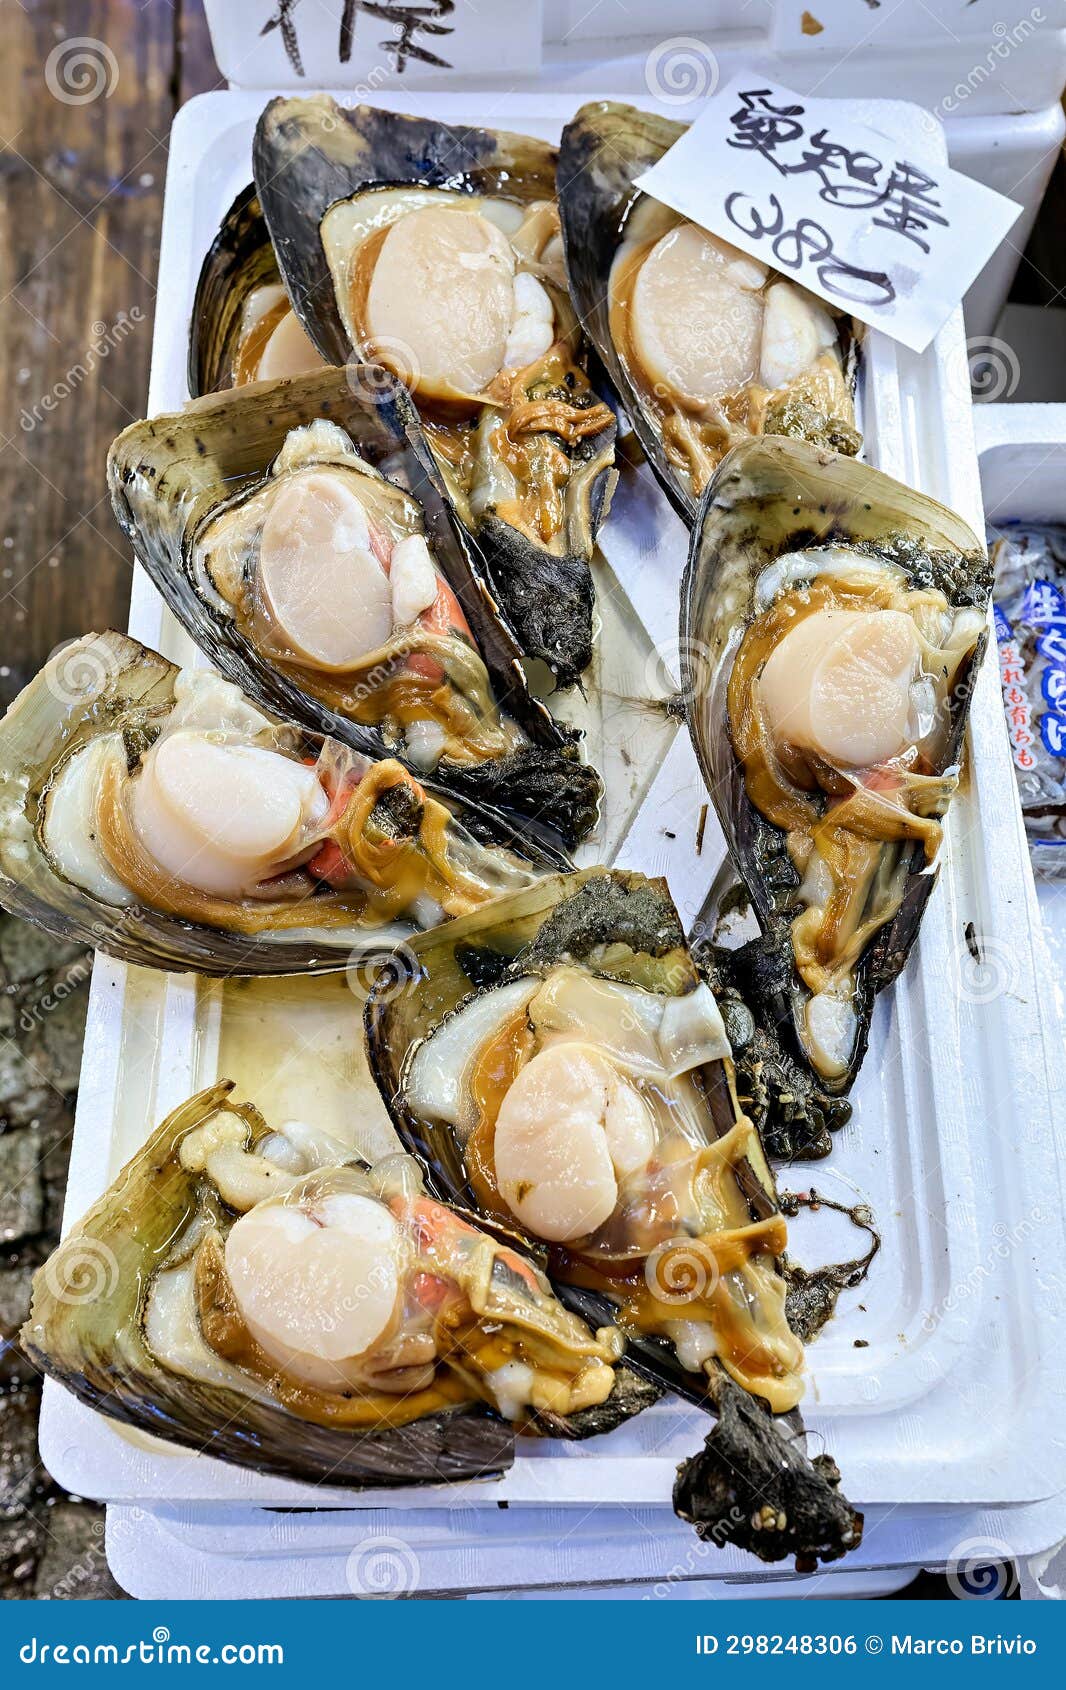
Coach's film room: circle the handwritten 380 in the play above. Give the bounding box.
[724,190,896,308]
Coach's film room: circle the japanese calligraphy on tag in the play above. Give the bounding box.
[633,76,1022,353]
[212,2,542,89]
[263,2,457,77]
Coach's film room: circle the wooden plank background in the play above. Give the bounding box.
[0,4,220,1598]
[0,0,218,711]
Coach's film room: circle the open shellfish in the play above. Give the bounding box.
[681,438,990,1091]
[0,632,562,976]
[108,368,601,850]
[251,97,617,686]
[557,101,860,525]
[366,869,862,1565]
[23,1083,656,1489]
[189,184,327,398]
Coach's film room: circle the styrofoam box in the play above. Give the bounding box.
[204,1,1066,116]
[41,93,1066,1546]
[104,1494,1066,1600]
[104,386,1066,1608]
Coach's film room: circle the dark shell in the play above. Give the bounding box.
[674,1374,862,1567]
[680,436,991,1092]
[698,940,853,1161]
[251,96,616,687]
[252,99,568,370]
[21,1083,652,1491]
[0,630,568,978]
[557,101,858,528]
[365,867,862,1563]
[365,869,771,1404]
[378,871,797,1411]
[107,366,601,851]
[189,184,280,399]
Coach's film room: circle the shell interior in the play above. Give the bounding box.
[189,184,327,399]
[251,97,618,687]
[557,101,860,526]
[107,366,602,851]
[364,867,865,1565]
[365,869,802,1411]
[0,630,567,977]
[680,437,991,1091]
[22,1082,657,1489]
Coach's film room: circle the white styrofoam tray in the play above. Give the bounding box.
[39,93,1066,1528]
[104,1493,1066,1600]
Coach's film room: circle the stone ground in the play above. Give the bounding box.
[0,914,126,1600]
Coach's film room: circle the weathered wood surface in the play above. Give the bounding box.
[0,0,218,711]
[0,0,217,1601]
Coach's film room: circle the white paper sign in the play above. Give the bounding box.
[206,1,544,90]
[633,76,1023,354]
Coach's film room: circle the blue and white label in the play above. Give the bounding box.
[1037,627,1066,668]
[1040,711,1066,758]
[993,603,1013,646]
[1020,578,1066,627]
[1041,667,1066,710]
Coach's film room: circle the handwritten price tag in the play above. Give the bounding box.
[634,77,1022,354]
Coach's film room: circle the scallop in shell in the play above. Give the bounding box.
[557,101,860,525]
[251,97,617,687]
[189,184,328,398]
[22,1082,657,1490]
[0,631,565,976]
[108,367,601,851]
[680,437,991,1092]
[366,868,863,1566]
